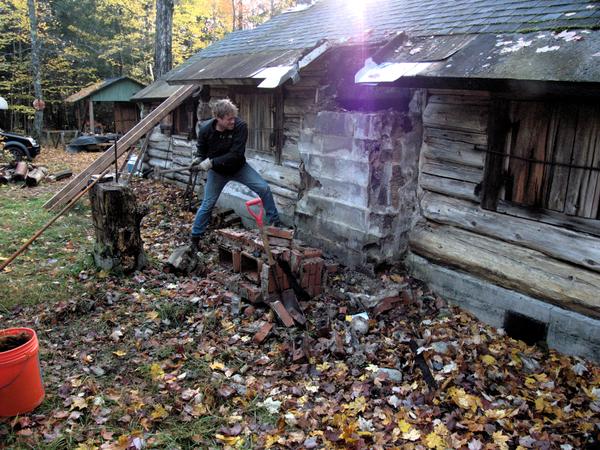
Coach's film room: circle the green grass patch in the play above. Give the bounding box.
[0,191,93,310]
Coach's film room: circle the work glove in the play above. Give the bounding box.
[199,158,213,171]
[191,157,201,166]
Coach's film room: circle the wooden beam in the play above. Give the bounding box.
[481,98,509,210]
[44,85,197,211]
[409,223,600,318]
[421,192,600,273]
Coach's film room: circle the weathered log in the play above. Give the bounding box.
[423,102,488,133]
[421,192,600,273]
[419,173,478,202]
[13,161,28,181]
[409,223,600,318]
[89,182,147,273]
[51,169,73,181]
[421,159,483,184]
[25,166,48,186]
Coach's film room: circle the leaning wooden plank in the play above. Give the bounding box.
[44,84,196,211]
[421,192,600,273]
[409,223,600,318]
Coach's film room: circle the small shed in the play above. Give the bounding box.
[66,77,145,134]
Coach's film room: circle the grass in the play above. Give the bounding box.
[0,189,93,310]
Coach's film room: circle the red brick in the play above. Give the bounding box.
[268,236,292,248]
[241,251,262,284]
[232,250,241,272]
[261,264,290,294]
[271,300,295,327]
[373,295,402,317]
[266,226,294,240]
[253,322,274,344]
[271,248,290,263]
[239,282,262,304]
[290,249,304,274]
[303,247,322,258]
[217,228,248,243]
[325,263,339,274]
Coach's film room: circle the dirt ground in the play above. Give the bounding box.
[0,146,599,449]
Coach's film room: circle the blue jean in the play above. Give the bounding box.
[191,163,281,236]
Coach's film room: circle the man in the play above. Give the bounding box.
[190,99,282,251]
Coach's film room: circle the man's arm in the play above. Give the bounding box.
[211,120,247,170]
[196,122,209,160]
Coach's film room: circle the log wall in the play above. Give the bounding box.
[412,89,600,321]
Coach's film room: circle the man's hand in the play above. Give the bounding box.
[199,158,213,171]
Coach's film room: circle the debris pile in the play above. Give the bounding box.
[0,162,70,187]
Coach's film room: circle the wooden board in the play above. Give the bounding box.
[45,85,197,211]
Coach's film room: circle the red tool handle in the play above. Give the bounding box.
[245,198,264,228]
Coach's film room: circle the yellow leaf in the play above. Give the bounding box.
[535,397,546,412]
[397,419,412,434]
[190,403,207,417]
[264,434,280,448]
[481,355,496,365]
[402,428,421,441]
[448,387,480,412]
[316,361,330,372]
[70,396,88,410]
[215,434,243,446]
[524,376,537,388]
[340,420,359,444]
[342,396,367,416]
[146,311,159,321]
[150,404,169,421]
[150,363,165,380]
[113,350,127,357]
[492,431,510,450]
[424,431,446,449]
[210,361,225,371]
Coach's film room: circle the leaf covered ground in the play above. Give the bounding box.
[1,147,600,450]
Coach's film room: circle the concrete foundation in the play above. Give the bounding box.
[407,252,600,362]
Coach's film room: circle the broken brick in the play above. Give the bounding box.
[241,251,262,284]
[325,263,339,274]
[303,247,322,259]
[266,226,294,240]
[239,282,262,304]
[217,228,247,243]
[373,295,402,317]
[268,236,292,248]
[253,322,274,344]
[270,300,295,327]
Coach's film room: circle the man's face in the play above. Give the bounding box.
[216,114,236,131]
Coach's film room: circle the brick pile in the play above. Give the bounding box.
[216,226,333,305]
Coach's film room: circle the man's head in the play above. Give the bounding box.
[212,99,238,131]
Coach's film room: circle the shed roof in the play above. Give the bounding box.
[66,77,146,103]
[139,0,600,98]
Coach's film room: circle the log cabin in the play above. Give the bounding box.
[133,0,600,361]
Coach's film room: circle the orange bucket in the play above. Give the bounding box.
[0,327,45,417]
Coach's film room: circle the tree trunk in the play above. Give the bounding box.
[231,0,236,31]
[27,0,43,141]
[154,0,174,80]
[89,182,148,273]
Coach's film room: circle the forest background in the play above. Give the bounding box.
[0,0,297,134]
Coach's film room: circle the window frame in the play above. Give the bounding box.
[481,95,600,237]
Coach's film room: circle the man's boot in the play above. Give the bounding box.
[190,235,200,253]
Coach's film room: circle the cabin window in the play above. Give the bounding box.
[483,99,600,220]
[172,100,196,137]
[233,92,280,158]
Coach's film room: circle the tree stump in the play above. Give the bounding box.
[89,182,147,273]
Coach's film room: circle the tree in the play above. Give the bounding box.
[27,0,42,140]
[154,0,174,80]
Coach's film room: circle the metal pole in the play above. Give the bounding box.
[114,139,119,183]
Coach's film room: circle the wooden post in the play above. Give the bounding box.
[89,182,147,273]
[89,99,95,134]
